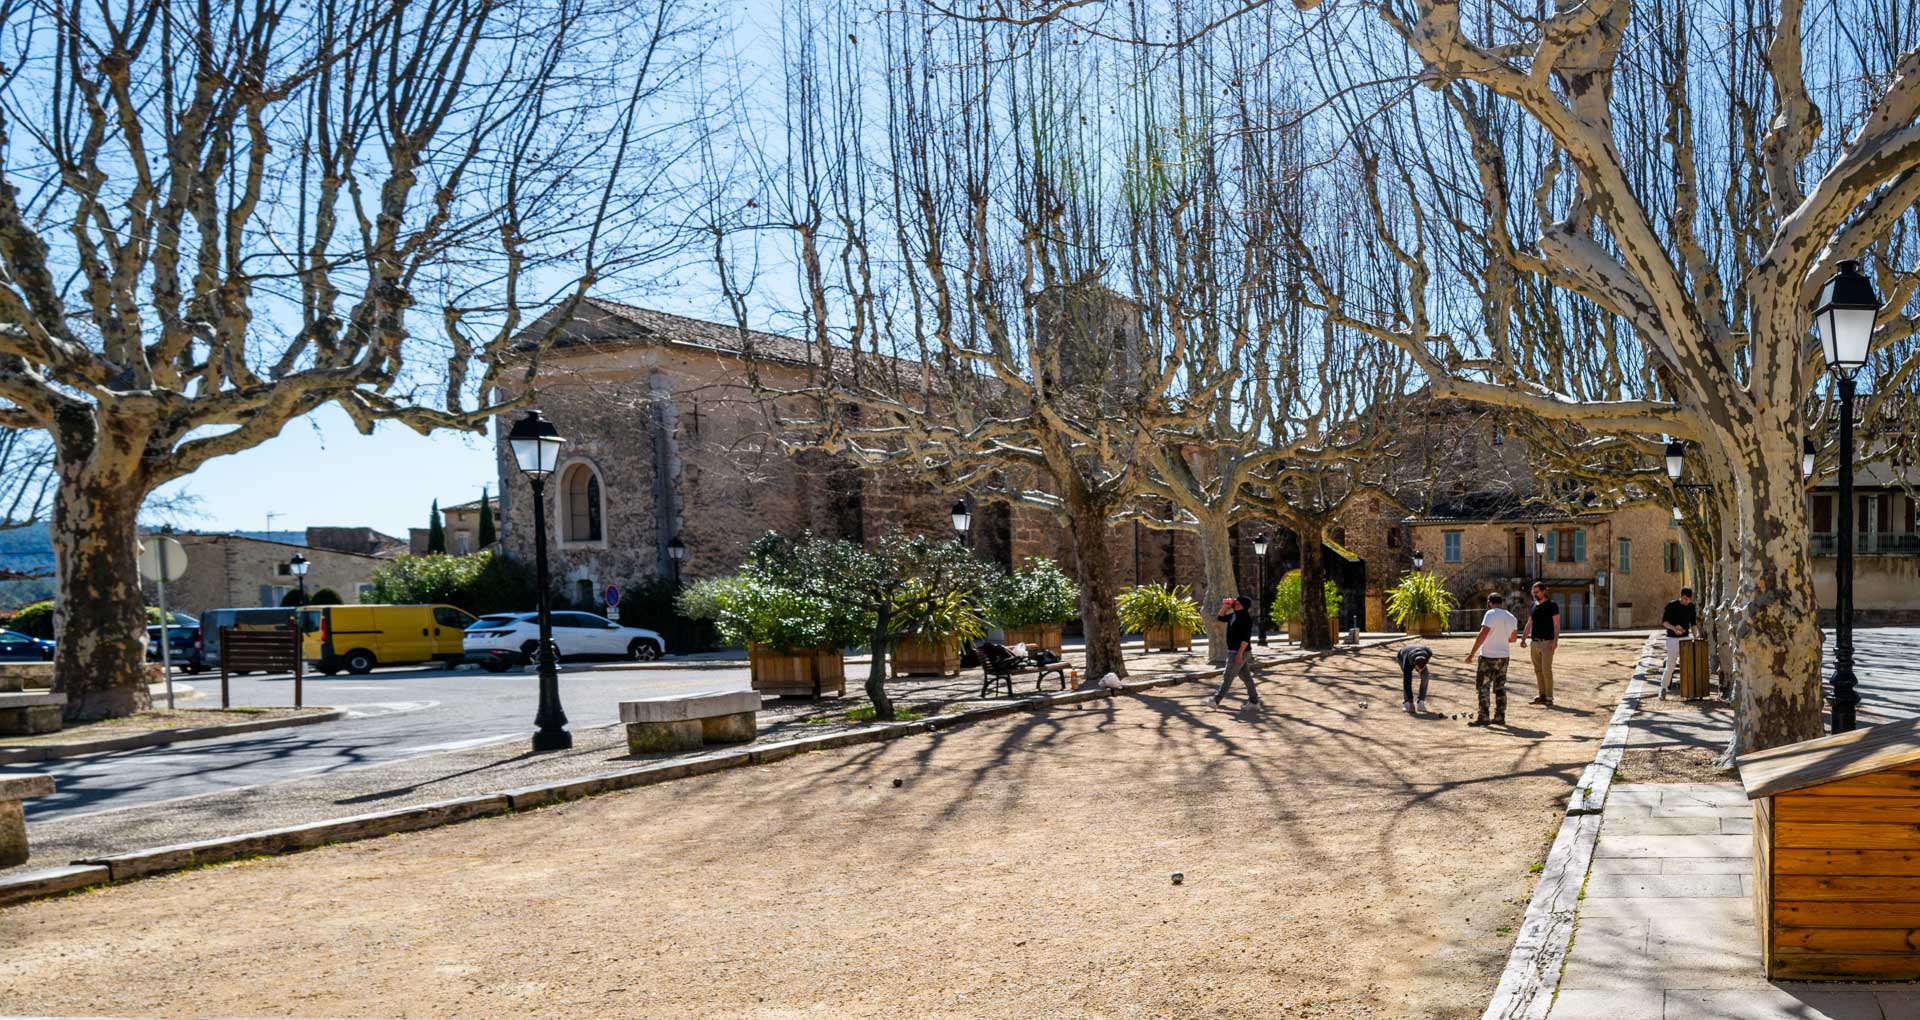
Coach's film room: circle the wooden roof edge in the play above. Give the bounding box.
[1736,715,1920,800]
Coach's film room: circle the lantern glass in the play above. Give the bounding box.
[1412,551,1424,570]
[950,499,971,533]
[1803,438,1816,480]
[667,537,687,561]
[1534,534,1546,556]
[1813,260,1881,372]
[507,410,565,479]
[1673,505,1684,521]
[288,554,309,577]
[1664,440,1685,482]
[1253,532,1268,556]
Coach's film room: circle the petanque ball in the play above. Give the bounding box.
[892,778,903,788]
[1171,871,1185,885]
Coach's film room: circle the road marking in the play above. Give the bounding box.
[338,700,439,718]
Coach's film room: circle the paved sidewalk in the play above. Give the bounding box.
[7,641,1368,879]
[1546,635,1920,1020]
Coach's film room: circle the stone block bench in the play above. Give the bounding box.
[0,691,66,736]
[621,691,761,754]
[0,773,54,867]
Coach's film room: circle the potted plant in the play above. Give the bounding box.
[680,575,866,698]
[1385,571,1458,637]
[891,586,989,677]
[1273,570,1342,642]
[1116,583,1204,652]
[989,557,1079,654]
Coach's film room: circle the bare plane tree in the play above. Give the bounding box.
[0,0,707,718]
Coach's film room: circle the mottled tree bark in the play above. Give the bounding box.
[1297,520,1333,651]
[1196,516,1239,665]
[48,409,151,721]
[1723,431,1825,754]
[1067,500,1128,681]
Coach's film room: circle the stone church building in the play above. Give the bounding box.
[490,299,1250,615]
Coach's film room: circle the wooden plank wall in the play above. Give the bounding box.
[1769,766,1920,980]
[1754,795,1772,977]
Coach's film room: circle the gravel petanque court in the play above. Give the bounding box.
[0,637,1640,1019]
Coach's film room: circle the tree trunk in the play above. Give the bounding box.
[1067,499,1128,680]
[1298,520,1333,650]
[1196,515,1237,665]
[1724,433,1824,755]
[866,612,894,720]
[50,411,153,722]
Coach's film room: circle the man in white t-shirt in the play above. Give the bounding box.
[1464,592,1521,727]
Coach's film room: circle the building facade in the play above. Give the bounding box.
[140,532,386,617]
[1408,502,1691,630]
[1809,465,1920,624]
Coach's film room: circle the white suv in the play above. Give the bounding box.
[463,611,667,672]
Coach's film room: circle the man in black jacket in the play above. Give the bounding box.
[1657,587,1699,699]
[1208,595,1260,707]
[1399,644,1433,714]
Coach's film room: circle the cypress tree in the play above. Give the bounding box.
[477,488,497,548]
[427,499,447,554]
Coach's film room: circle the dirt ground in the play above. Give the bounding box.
[0,637,1640,1020]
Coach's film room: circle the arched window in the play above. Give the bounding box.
[560,463,602,543]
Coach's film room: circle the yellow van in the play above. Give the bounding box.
[296,604,476,674]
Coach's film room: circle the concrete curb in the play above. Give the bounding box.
[0,709,344,764]
[1482,634,1664,1020]
[0,637,1408,910]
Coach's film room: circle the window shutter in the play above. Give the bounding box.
[1813,494,1833,532]
[1573,529,1586,563]
[1617,538,1630,573]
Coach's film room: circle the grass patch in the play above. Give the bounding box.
[1529,862,1544,874]
[844,704,925,723]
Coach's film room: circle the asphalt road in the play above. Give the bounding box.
[1828,626,1920,725]
[8,660,754,823]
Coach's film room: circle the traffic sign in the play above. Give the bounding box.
[137,538,188,583]
[605,584,621,607]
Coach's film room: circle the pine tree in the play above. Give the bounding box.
[427,500,447,554]
[477,488,497,549]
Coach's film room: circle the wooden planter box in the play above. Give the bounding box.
[1141,624,1193,652]
[1000,624,1064,655]
[1740,717,1920,980]
[747,643,847,699]
[1401,614,1445,637]
[890,636,960,678]
[1285,620,1303,642]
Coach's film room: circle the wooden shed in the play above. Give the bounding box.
[1739,717,1920,980]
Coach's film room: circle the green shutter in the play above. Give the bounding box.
[1573,529,1586,563]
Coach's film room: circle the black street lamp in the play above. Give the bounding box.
[1814,259,1881,733]
[667,534,687,584]
[1803,437,1817,480]
[508,409,570,752]
[1665,440,1712,491]
[1253,532,1269,646]
[288,553,308,603]
[951,499,972,534]
[1534,532,1547,577]
[1412,550,1424,572]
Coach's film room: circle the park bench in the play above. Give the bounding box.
[0,689,66,736]
[0,773,54,867]
[976,642,1068,699]
[621,690,762,754]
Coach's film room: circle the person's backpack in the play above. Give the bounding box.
[1029,648,1060,666]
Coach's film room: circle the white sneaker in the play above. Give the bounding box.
[1207,695,1220,707]
[1402,700,1413,714]
[1417,699,1428,713]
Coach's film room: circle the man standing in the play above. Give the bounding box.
[1464,593,1520,727]
[1208,595,1260,707]
[1519,582,1560,707]
[1657,587,1699,699]
[1398,644,1433,715]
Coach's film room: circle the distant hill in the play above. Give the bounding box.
[0,525,309,609]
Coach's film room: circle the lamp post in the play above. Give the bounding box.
[1253,532,1269,646]
[288,553,308,604]
[667,535,687,584]
[1814,259,1881,733]
[508,409,571,752]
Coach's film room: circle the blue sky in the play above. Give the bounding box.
[149,406,500,538]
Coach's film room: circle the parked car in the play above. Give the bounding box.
[146,624,206,672]
[0,629,54,662]
[297,604,478,675]
[197,607,299,669]
[462,611,666,672]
